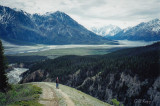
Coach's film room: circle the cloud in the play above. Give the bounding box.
[0,0,160,29]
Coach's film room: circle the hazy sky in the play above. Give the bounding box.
[0,0,160,29]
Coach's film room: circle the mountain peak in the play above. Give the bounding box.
[147,18,160,26]
[150,18,160,22]
[54,11,65,14]
[0,6,115,45]
[110,19,160,41]
[90,25,122,37]
[43,11,67,17]
[42,11,65,16]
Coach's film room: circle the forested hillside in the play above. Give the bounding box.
[21,42,160,106]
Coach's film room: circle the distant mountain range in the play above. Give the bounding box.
[111,19,160,41]
[94,19,160,41]
[90,25,122,37]
[1,5,159,44]
[0,5,116,45]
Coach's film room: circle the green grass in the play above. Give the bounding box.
[47,82,111,106]
[8,47,121,58]
[0,84,42,106]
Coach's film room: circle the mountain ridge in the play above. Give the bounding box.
[90,25,122,37]
[107,19,160,41]
[0,5,116,45]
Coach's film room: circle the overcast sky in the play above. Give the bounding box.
[0,0,160,29]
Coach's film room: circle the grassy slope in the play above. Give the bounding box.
[46,82,110,106]
[0,84,42,106]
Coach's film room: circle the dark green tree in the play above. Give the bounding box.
[0,40,9,92]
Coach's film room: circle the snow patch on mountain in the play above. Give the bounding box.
[110,18,160,41]
[123,27,132,33]
[90,25,122,37]
[129,19,160,34]
[149,19,160,33]
[152,27,160,33]
[0,6,15,25]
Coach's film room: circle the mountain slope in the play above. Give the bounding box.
[91,25,122,37]
[33,82,110,106]
[108,19,160,41]
[0,6,45,45]
[0,5,116,45]
[20,42,160,106]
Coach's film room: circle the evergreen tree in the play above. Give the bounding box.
[0,40,9,92]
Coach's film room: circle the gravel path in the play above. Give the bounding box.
[33,82,74,106]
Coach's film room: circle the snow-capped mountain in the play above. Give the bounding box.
[109,19,160,41]
[90,25,122,37]
[0,5,116,45]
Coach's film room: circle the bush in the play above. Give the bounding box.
[0,92,6,105]
[111,99,124,106]
[0,84,42,105]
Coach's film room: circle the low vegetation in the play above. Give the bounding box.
[0,39,42,105]
[111,99,124,106]
[0,84,42,106]
[59,83,110,106]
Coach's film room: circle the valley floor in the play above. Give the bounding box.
[33,82,110,106]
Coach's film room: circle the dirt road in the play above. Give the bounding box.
[33,82,74,106]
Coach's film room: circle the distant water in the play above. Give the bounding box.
[2,39,156,55]
[117,40,156,46]
[7,68,28,84]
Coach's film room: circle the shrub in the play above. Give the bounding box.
[0,84,42,105]
[111,99,124,106]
